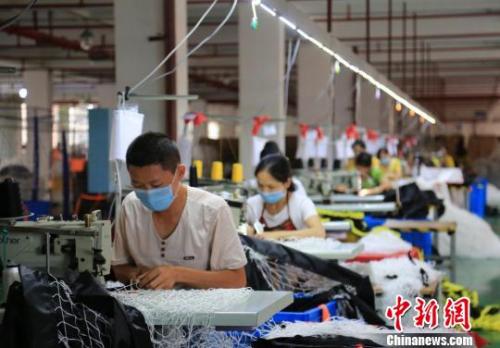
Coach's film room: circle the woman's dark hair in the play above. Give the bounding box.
[352,140,366,150]
[255,154,296,192]
[259,141,281,159]
[377,148,389,159]
[355,152,373,168]
[126,132,180,173]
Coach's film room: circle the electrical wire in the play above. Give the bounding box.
[128,0,219,94]
[0,0,38,31]
[152,0,238,81]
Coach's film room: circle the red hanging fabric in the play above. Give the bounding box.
[298,123,309,138]
[252,115,271,136]
[316,127,324,141]
[366,129,379,141]
[346,124,359,140]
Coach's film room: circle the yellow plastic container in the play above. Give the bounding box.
[211,161,223,181]
[231,163,244,183]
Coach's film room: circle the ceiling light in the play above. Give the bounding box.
[18,87,27,99]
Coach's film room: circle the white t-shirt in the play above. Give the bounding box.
[246,177,307,196]
[112,186,247,271]
[245,191,318,230]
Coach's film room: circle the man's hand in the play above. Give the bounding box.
[138,265,178,289]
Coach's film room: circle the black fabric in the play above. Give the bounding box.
[240,235,386,326]
[252,335,383,347]
[0,266,152,348]
[384,183,444,219]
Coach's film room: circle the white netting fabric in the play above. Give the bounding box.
[359,230,412,254]
[245,245,340,294]
[279,237,342,253]
[343,256,442,327]
[111,288,255,348]
[51,279,112,348]
[263,316,456,345]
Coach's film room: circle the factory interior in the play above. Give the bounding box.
[1,0,500,347]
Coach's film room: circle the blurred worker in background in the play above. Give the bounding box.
[377,148,402,181]
[246,154,325,240]
[355,152,392,196]
[345,140,380,171]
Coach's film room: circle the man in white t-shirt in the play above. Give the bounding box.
[112,132,247,289]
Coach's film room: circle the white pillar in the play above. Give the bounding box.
[333,66,355,133]
[298,43,333,168]
[239,5,285,179]
[95,83,117,109]
[174,0,189,141]
[24,70,52,200]
[114,0,166,133]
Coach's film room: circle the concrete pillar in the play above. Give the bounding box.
[114,0,164,132]
[333,65,355,133]
[298,43,334,167]
[95,83,117,109]
[173,0,189,141]
[24,70,52,200]
[239,5,285,179]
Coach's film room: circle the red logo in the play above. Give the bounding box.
[443,297,471,331]
[413,297,439,330]
[385,295,412,332]
[386,296,471,332]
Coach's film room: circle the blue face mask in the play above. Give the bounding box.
[381,157,391,166]
[135,185,176,212]
[260,190,286,204]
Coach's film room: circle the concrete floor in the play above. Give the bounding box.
[454,216,500,347]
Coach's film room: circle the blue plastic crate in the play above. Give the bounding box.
[24,200,51,220]
[469,178,487,218]
[272,300,337,323]
[400,231,432,259]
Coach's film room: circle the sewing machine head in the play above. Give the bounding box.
[0,211,112,286]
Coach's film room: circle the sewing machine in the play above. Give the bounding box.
[295,170,362,197]
[0,211,112,302]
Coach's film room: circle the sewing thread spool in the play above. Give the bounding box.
[193,160,203,179]
[211,161,223,181]
[189,165,199,187]
[0,178,23,218]
[231,163,244,183]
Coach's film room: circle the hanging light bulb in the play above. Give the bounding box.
[409,109,416,117]
[334,60,341,74]
[395,102,402,112]
[375,88,381,100]
[18,87,28,99]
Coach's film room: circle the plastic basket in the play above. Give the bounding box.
[272,300,337,323]
[468,178,487,218]
[400,231,432,259]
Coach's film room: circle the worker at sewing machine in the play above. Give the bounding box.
[377,148,402,181]
[345,139,380,171]
[245,154,325,240]
[245,141,307,196]
[112,132,247,289]
[355,152,392,196]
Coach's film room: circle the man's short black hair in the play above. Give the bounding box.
[126,132,180,172]
[355,152,373,168]
[352,140,366,150]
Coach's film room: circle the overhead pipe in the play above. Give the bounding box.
[402,3,407,91]
[365,0,370,62]
[387,0,392,80]
[413,13,417,95]
[327,0,332,33]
